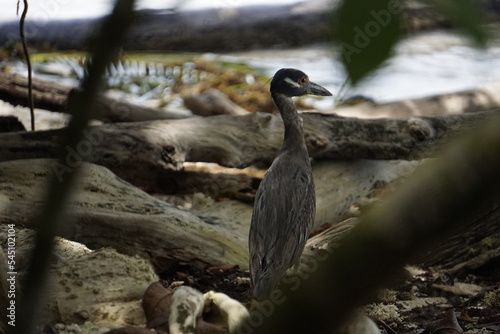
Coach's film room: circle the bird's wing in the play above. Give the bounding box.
[249,158,315,297]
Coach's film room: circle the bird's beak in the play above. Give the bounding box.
[307,81,332,96]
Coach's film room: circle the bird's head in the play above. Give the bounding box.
[270,68,332,98]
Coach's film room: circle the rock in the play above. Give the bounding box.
[41,245,156,327]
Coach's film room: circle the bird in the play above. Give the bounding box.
[249,68,332,300]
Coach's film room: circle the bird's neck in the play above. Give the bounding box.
[272,92,309,156]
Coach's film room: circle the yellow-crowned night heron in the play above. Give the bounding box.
[249,68,332,300]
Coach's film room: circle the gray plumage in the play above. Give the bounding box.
[249,68,332,300]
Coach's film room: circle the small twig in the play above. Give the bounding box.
[18,0,35,131]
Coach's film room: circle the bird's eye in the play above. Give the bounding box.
[298,76,308,85]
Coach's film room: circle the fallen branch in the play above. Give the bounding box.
[0,160,247,268]
[0,110,496,174]
[0,72,188,121]
[334,81,500,118]
[184,89,250,116]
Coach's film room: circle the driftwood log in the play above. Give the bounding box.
[0,72,189,122]
[1,1,500,52]
[1,74,499,295]
[0,157,419,260]
[1,73,499,202]
[333,82,500,118]
[0,110,497,181]
[0,159,248,268]
[1,157,497,277]
[184,89,250,116]
[0,72,69,112]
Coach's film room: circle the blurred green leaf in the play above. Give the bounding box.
[334,0,401,84]
[427,0,488,47]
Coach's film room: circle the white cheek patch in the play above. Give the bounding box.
[284,77,301,88]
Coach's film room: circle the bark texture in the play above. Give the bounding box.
[0,110,496,172]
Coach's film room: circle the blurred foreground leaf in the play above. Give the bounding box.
[334,0,401,84]
[333,0,489,84]
[428,0,488,47]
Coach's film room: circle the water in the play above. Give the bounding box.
[219,24,500,107]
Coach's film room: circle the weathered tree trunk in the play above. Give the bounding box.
[0,72,69,112]
[156,170,259,202]
[1,1,500,52]
[333,81,500,118]
[0,72,188,122]
[184,89,250,116]
[1,157,497,276]
[0,157,421,270]
[0,110,496,173]
[0,160,248,268]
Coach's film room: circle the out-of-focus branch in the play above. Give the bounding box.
[11,1,136,333]
[248,114,500,333]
